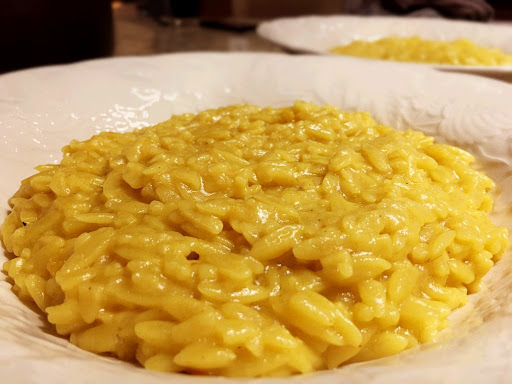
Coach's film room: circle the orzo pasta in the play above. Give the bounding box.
[330,36,512,66]
[1,101,508,377]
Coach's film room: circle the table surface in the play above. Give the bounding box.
[113,3,282,57]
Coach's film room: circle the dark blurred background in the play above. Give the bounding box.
[0,0,511,74]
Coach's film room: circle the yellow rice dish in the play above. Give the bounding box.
[1,101,508,377]
[330,36,512,66]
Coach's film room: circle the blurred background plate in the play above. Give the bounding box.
[257,15,512,80]
[2,52,512,383]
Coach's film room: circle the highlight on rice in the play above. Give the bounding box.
[1,101,508,377]
[330,36,512,66]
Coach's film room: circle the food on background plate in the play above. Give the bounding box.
[330,36,512,66]
[1,101,508,377]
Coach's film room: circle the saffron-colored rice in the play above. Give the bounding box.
[1,101,508,377]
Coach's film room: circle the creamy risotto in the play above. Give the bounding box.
[330,36,512,66]
[1,102,508,377]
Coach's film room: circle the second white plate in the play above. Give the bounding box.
[257,16,512,78]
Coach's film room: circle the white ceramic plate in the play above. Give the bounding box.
[1,53,512,384]
[257,16,512,79]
